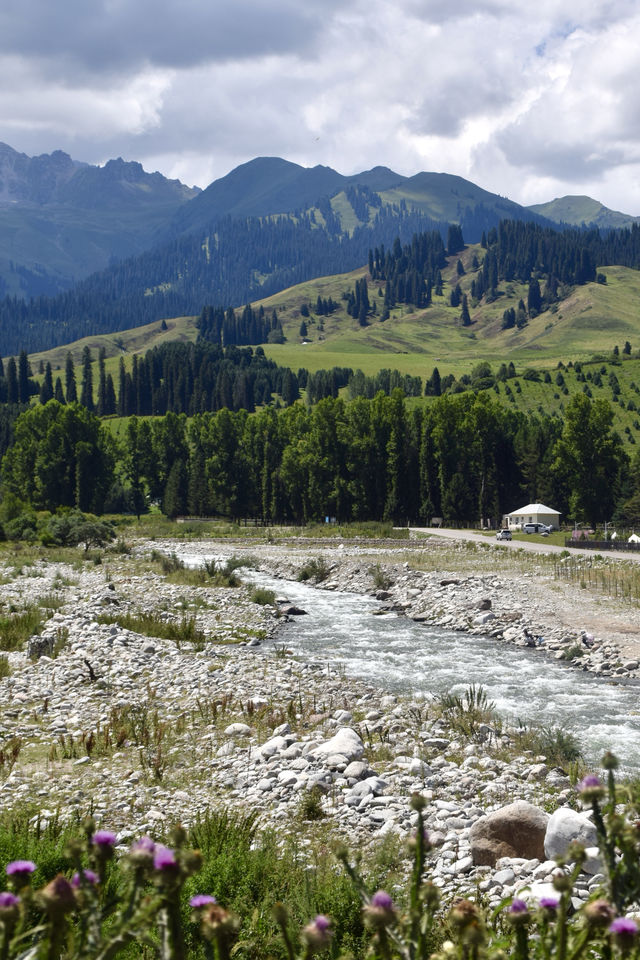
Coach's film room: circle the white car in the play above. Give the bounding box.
[496,529,512,540]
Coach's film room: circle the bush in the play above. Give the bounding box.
[298,557,331,583]
[249,587,276,606]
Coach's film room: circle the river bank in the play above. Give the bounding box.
[0,533,636,912]
[175,534,640,682]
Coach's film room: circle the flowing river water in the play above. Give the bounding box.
[181,552,640,771]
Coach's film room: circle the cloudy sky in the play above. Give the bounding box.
[0,0,639,213]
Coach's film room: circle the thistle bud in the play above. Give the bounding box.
[301,915,332,954]
[36,875,76,918]
[583,899,616,928]
[363,891,396,929]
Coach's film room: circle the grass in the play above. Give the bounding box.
[0,604,45,651]
[27,246,640,452]
[96,609,207,649]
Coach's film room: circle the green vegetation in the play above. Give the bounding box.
[0,760,639,959]
[96,610,207,649]
[0,605,44,652]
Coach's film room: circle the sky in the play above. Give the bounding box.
[1,0,639,213]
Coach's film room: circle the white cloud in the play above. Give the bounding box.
[0,0,640,212]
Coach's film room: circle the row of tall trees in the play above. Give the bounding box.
[1,391,631,527]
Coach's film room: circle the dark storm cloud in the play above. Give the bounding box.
[0,0,342,77]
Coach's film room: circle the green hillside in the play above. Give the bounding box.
[528,195,640,230]
[30,245,640,447]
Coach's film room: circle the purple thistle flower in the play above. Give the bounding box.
[302,915,332,950]
[578,775,602,791]
[6,860,36,877]
[131,836,155,854]
[92,830,117,848]
[539,897,559,911]
[153,845,178,871]
[71,869,99,888]
[0,891,20,908]
[371,890,394,910]
[509,899,528,914]
[190,894,217,908]
[609,917,639,936]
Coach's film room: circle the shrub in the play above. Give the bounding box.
[298,557,331,583]
[249,587,276,606]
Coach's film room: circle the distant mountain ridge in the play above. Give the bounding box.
[1,143,640,353]
[527,195,640,230]
[0,142,200,299]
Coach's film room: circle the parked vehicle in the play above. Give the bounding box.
[523,522,552,534]
[496,529,512,540]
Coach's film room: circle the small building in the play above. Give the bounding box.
[503,502,561,531]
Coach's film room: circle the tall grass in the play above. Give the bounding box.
[0,606,44,651]
[97,610,207,649]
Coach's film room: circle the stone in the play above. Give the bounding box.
[544,808,597,861]
[224,723,252,737]
[470,800,549,866]
[309,728,364,763]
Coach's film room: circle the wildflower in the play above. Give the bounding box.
[128,835,155,869]
[539,896,559,916]
[0,890,20,932]
[92,830,117,849]
[199,902,239,942]
[6,860,36,877]
[609,917,638,951]
[36,874,76,918]
[364,890,396,928]
[506,899,530,925]
[190,894,218,909]
[301,915,332,953]
[92,830,117,866]
[0,890,20,914]
[584,899,616,928]
[552,869,572,892]
[602,752,619,771]
[153,844,178,873]
[71,869,99,888]
[6,860,36,891]
[450,899,481,930]
[132,835,155,854]
[577,774,605,803]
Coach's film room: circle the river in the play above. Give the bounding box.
[181,552,640,771]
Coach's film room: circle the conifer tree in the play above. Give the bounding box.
[80,347,94,411]
[39,362,54,404]
[65,352,77,403]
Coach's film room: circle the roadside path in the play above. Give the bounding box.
[407,526,640,562]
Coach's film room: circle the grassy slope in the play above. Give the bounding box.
[29,246,640,447]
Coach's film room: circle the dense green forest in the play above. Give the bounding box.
[0,206,451,354]
[4,209,640,355]
[0,389,635,531]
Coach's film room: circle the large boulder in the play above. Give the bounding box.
[308,728,364,764]
[470,801,549,866]
[544,807,597,860]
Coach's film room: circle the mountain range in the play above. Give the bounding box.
[1,142,640,354]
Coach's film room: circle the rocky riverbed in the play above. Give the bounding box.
[0,534,635,911]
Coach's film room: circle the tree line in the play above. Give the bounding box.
[1,390,634,530]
